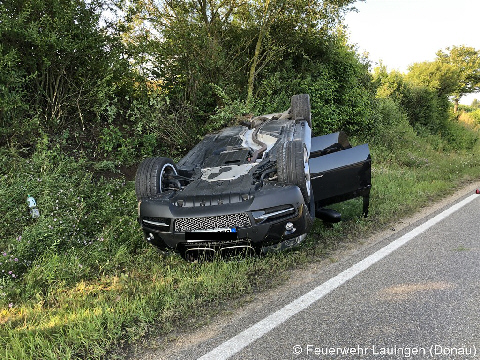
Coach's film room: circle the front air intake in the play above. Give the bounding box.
[174,213,251,233]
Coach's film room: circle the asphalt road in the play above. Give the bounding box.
[145,190,480,360]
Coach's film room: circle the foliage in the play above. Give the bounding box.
[406,60,459,96]
[458,107,480,129]
[252,32,374,136]
[440,118,478,151]
[0,47,30,148]
[240,0,356,104]
[369,97,416,154]
[206,84,252,132]
[400,84,449,133]
[98,90,200,163]
[1,0,375,160]
[3,1,480,357]
[0,150,143,289]
[116,0,361,118]
[467,109,480,123]
[436,45,480,101]
[372,63,478,152]
[373,65,449,134]
[405,46,480,112]
[0,0,130,148]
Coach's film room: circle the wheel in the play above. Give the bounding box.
[277,139,312,205]
[135,157,178,200]
[291,94,312,129]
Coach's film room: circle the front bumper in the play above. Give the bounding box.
[138,185,311,252]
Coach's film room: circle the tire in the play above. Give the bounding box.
[291,94,312,129]
[277,139,312,205]
[135,157,178,200]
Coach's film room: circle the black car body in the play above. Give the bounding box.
[135,95,371,260]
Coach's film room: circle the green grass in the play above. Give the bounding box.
[2,125,480,359]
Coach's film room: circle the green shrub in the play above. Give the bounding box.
[253,35,375,136]
[0,0,129,146]
[0,48,31,147]
[373,66,450,136]
[206,84,252,132]
[468,109,480,124]
[399,85,449,133]
[370,98,417,152]
[440,119,478,151]
[0,149,143,302]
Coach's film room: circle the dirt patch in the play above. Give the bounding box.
[92,164,138,181]
[378,282,455,301]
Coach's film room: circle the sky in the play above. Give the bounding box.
[344,0,480,105]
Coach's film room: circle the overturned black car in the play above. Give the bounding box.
[135,95,371,260]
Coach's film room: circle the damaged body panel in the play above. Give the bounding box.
[135,94,371,260]
[309,132,371,215]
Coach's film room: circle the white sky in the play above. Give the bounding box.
[344,0,480,105]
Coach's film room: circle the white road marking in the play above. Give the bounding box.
[198,194,479,360]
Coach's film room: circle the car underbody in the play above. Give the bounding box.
[135,95,371,261]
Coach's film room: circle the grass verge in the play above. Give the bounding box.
[1,128,480,359]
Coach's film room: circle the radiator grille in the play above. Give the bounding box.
[174,213,251,233]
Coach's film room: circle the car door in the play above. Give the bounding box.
[309,132,371,215]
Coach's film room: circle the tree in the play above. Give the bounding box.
[0,0,128,145]
[116,0,249,108]
[243,0,355,105]
[436,45,480,112]
[116,0,359,108]
[374,65,449,133]
[406,61,459,97]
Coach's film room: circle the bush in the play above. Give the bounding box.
[465,109,480,124]
[0,148,143,302]
[370,98,417,152]
[399,85,449,133]
[0,0,129,150]
[0,48,31,147]
[440,119,478,151]
[373,66,450,135]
